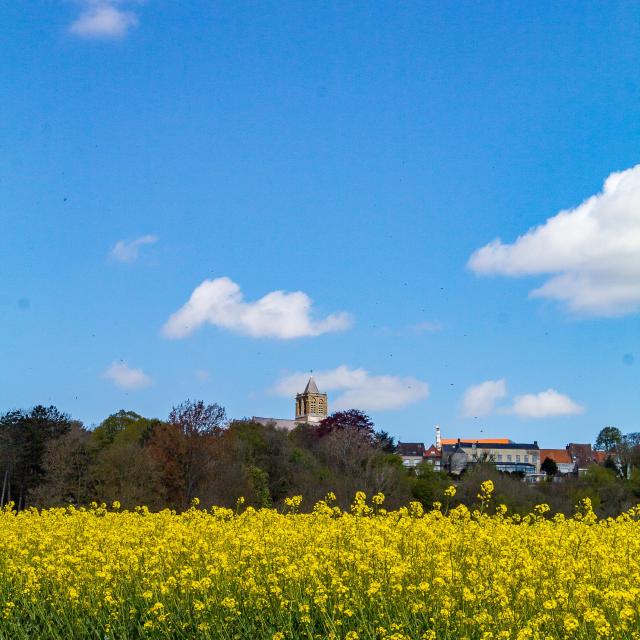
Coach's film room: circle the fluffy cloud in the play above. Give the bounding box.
[505,389,585,418]
[69,1,140,39]
[461,379,507,417]
[110,234,157,263]
[103,361,152,389]
[163,277,352,340]
[273,365,429,411]
[462,380,584,419]
[469,165,640,316]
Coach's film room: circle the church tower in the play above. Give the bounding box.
[295,376,328,424]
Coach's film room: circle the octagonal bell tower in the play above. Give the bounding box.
[295,376,328,424]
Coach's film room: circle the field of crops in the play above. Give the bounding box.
[0,484,639,639]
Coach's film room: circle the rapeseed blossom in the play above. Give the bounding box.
[0,495,639,638]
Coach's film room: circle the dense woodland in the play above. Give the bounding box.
[1,401,639,517]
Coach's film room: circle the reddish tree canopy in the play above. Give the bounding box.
[315,409,375,441]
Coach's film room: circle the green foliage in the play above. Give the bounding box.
[375,430,396,453]
[595,426,622,452]
[92,410,161,450]
[0,405,73,508]
[5,402,640,518]
[246,465,272,508]
[408,463,450,507]
[584,463,618,486]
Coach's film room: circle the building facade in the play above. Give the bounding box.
[441,440,541,475]
[396,442,426,468]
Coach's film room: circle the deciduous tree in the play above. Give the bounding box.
[148,401,227,510]
[0,406,72,508]
[595,426,622,452]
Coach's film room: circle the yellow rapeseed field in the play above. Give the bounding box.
[0,483,639,639]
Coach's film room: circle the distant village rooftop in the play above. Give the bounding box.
[396,426,608,479]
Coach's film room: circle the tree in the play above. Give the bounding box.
[315,410,375,442]
[623,432,640,448]
[89,412,166,509]
[148,400,227,510]
[226,420,295,505]
[0,406,73,508]
[540,457,558,477]
[616,432,640,475]
[92,410,160,450]
[409,463,450,507]
[375,430,396,453]
[169,400,227,436]
[595,426,622,452]
[30,422,92,506]
[603,456,620,476]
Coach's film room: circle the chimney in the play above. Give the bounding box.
[435,425,442,451]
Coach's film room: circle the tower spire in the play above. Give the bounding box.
[295,374,327,423]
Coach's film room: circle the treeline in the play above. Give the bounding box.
[415,462,640,519]
[0,402,413,511]
[2,402,640,517]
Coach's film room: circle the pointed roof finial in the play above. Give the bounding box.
[304,375,319,394]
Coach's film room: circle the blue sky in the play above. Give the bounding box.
[2,1,639,447]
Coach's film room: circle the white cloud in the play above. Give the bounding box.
[461,379,507,417]
[195,369,210,381]
[462,380,584,419]
[103,361,152,389]
[505,389,585,418]
[110,234,157,263]
[163,277,353,340]
[69,1,140,39]
[273,365,429,411]
[469,165,640,316]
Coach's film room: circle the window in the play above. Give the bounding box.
[516,455,521,462]
[507,455,512,462]
[497,454,503,461]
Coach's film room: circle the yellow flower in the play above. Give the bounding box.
[0,487,638,638]
[564,616,580,632]
[284,496,303,509]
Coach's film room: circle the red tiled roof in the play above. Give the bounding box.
[397,442,425,457]
[539,448,573,464]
